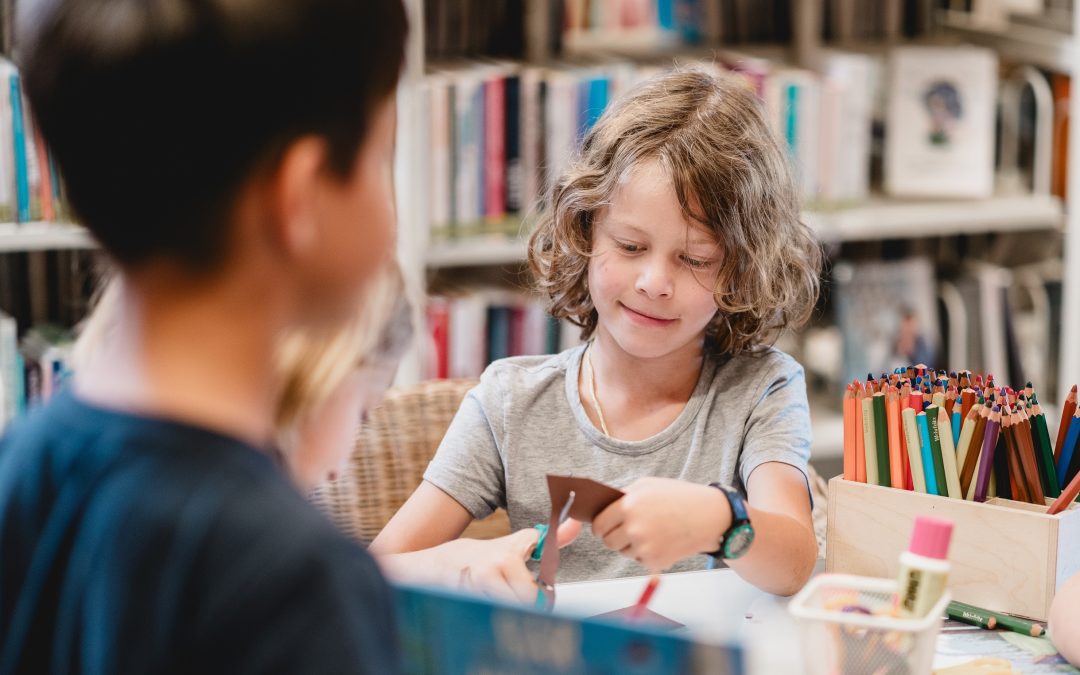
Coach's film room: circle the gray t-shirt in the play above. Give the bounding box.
[423,343,812,582]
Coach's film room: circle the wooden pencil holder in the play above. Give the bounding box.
[825,476,1080,621]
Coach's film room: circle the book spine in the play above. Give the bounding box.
[10,72,30,223]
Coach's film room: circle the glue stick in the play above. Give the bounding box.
[896,516,953,618]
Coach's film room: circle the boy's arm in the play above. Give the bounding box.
[372,481,582,604]
[592,463,815,596]
[370,480,473,552]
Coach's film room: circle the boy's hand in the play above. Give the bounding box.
[592,477,731,571]
[429,519,581,604]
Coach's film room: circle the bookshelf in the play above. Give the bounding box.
[396,0,1080,458]
[423,193,1065,270]
[0,223,94,252]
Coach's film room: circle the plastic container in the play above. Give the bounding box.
[789,573,950,675]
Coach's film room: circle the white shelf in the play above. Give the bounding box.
[0,223,96,252]
[940,10,1079,74]
[426,237,528,268]
[426,194,1064,267]
[806,193,1064,242]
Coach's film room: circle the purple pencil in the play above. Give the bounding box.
[974,404,1003,502]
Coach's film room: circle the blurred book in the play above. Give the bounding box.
[424,288,581,380]
[884,46,998,198]
[832,257,940,387]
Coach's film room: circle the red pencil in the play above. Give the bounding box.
[630,575,661,620]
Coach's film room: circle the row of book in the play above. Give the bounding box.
[423,291,582,380]
[0,314,73,431]
[420,45,1019,244]
[831,254,1066,403]
[421,0,939,61]
[0,59,66,224]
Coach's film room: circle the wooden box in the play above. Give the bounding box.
[825,476,1080,621]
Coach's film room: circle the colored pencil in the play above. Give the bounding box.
[1056,408,1080,489]
[1048,467,1080,514]
[902,406,927,494]
[974,405,1002,503]
[925,406,950,498]
[916,411,939,496]
[872,392,890,487]
[630,575,661,621]
[957,405,981,498]
[843,384,857,481]
[886,388,904,489]
[1055,385,1078,463]
[947,601,1045,637]
[862,395,878,486]
[1015,407,1045,504]
[1030,399,1060,498]
[936,406,963,499]
[855,382,866,483]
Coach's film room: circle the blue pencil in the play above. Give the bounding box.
[916,411,940,495]
[952,409,962,447]
[1057,413,1080,489]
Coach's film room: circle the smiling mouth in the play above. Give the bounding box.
[622,303,676,322]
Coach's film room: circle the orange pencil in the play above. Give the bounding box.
[843,385,857,481]
[1002,412,1030,503]
[1056,385,1078,463]
[886,387,903,489]
[961,388,976,420]
[1049,469,1080,514]
[1017,407,1045,504]
[855,382,866,483]
[899,384,914,490]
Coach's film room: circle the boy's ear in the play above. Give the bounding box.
[268,136,330,258]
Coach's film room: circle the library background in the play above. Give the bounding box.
[0,0,1078,481]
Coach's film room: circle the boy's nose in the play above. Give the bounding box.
[634,258,674,299]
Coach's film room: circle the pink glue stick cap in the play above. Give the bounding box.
[909,516,953,560]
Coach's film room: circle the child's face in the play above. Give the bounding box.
[291,362,397,491]
[300,97,399,323]
[588,160,721,360]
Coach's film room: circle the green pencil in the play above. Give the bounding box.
[872,392,890,486]
[947,600,1046,637]
[926,405,949,497]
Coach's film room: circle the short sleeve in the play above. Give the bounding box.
[738,354,813,491]
[422,367,508,520]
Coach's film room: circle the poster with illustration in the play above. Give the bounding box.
[885,47,997,198]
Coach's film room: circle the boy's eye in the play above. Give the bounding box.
[682,255,713,269]
[615,240,642,253]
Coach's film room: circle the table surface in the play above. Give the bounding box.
[554,567,1074,675]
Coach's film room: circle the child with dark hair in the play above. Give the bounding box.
[0,1,408,672]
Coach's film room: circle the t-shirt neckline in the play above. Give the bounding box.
[564,342,716,456]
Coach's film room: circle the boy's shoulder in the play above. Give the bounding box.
[713,346,804,382]
[478,345,585,391]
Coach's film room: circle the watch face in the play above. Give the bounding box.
[723,523,755,559]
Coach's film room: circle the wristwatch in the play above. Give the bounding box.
[706,483,754,560]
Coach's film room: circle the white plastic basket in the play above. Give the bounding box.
[788,573,950,675]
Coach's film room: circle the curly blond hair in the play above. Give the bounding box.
[528,68,822,356]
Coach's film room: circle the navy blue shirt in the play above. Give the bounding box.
[0,391,398,674]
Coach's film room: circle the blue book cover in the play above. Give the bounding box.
[577,77,609,140]
[10,72,30,223]
[393,583,744,675]
[487,305,511,363]
[657,0,676,29]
